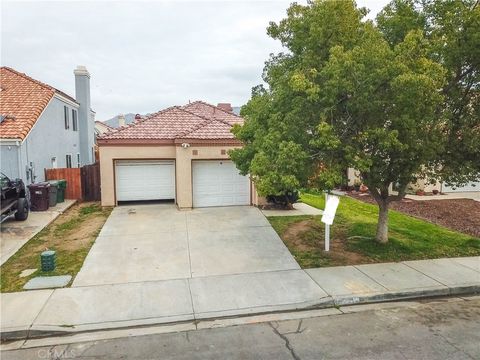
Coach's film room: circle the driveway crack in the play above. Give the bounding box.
[269,322,301,360]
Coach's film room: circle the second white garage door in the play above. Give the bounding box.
[115,160,175,202]
[192,160,250,207]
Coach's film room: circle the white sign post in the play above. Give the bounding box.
[321,193,340,251]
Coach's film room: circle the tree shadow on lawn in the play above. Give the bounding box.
[268,202,480,269]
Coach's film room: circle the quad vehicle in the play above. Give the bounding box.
[1,173,29,223]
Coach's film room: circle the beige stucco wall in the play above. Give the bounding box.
[99,145,176,207]
[99,144,260,209]
[175,145,242,209]
[251,182,267,207]
[347,168,361,186]
[409,178,441,193]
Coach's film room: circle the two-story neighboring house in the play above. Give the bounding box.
[0,66,95,184]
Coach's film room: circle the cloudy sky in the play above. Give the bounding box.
[1,0,389,120]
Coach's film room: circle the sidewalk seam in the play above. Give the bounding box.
[27,289,56,340]
[184,212,197,327]
[401,262,450,288]
[449,258,480,273]
[352,265,390,292]
[303,269,331,296]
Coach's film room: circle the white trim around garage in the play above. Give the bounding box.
[114,160,176,202]
[192,160,250,207]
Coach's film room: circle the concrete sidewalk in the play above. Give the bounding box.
[0,200,76,265]
[1,256,479,341]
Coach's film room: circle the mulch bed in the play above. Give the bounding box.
[349,193,480,238]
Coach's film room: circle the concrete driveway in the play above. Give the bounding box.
[73,205,299,286]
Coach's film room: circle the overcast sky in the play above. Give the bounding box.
[1,0,389,120]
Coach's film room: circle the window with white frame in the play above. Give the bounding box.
[77,153,81,168]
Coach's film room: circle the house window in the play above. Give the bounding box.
[64,106,70,129]
[77,153,81,168]
[51,157,57,169]
[72,109,78,131]
[66,154,72,168]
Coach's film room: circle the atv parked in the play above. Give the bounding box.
[1,173,29,223]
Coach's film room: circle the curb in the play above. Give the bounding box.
[2,284,479,343]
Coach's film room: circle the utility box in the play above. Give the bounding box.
[28,183,50,211]
[41,250,56,272]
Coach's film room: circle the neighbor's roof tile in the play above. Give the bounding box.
[0,67,77,140]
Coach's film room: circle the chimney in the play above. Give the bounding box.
[74,65,94,165]
[118,114,126,127]
[217,103,233,113]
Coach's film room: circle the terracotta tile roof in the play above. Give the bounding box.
[98,101,244,143]
[182,101,243,126]
[0,67,78,140]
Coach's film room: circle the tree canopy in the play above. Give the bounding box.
[230,0,480,243]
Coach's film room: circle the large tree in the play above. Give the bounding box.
[230,0,480,243]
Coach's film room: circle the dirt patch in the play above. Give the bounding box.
[282,219,370,267]
[349,193,480,238]
[0,202,112,292]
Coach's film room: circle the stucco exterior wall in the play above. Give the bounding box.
[23,97,81,183]
[251,182,267,207]
[0,97,81,184]
[99,145,176,206]
[98,144,260,208]
[0,144,20,179]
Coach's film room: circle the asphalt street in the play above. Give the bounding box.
[2,296,479,360]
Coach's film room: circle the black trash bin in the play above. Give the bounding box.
[47,181,58,207]
[28,182,50,211]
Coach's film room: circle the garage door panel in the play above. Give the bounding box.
[193,161,250,207]
[115,161,175,202]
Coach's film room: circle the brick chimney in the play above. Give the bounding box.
[74,65,94,165]
[217,103,233,113]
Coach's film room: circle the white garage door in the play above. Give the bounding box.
[193,160,250,207]
[115,160,175,202]
[442,181,480,192]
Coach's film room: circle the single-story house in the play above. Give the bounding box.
[97,101,264,209]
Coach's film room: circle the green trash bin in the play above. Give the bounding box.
[56,179,67,203]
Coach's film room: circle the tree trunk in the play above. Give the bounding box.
[376,200,389,244]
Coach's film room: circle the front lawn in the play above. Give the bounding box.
[0,202,112,292]
[268,192,480,268]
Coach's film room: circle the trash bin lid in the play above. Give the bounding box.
[47,180,59,186]
[28,182,50,189]
[57,179,67,188]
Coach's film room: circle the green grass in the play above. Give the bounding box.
[268,192,480,268]
[0,202,112,293]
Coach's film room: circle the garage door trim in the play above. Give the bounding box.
[192,159,251,208]
[114,159,176,204]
